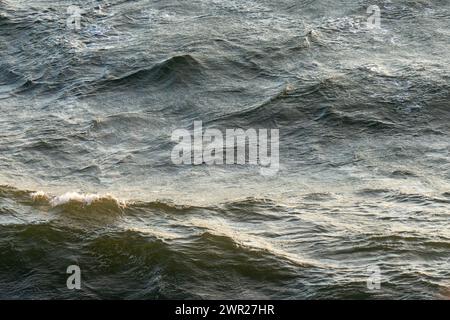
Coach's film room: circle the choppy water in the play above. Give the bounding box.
[0,0,449,299]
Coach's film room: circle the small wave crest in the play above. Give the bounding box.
[30,191,126,208]
[96,54,203,90]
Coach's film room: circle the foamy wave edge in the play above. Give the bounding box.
[30,191,127,208]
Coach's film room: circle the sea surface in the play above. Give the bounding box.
[0,0,449,299]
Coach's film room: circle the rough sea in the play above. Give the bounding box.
[0,0,449,299]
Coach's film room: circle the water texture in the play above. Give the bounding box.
[0,0,449,299]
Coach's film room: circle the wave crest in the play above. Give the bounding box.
[31,191,126,208]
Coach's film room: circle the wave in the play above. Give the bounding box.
[0,185,125,213]
[30,191,124,207]
[357,188,450,205]
[314,105,396,130]
[0,185,205,217]
[190,219,320,268]
[95,54,204,90]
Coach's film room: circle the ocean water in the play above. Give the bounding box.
[0,0,449,299]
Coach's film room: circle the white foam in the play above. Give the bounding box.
[31,191,48,200]
[31,191,125,207]
[50,192,103,206]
